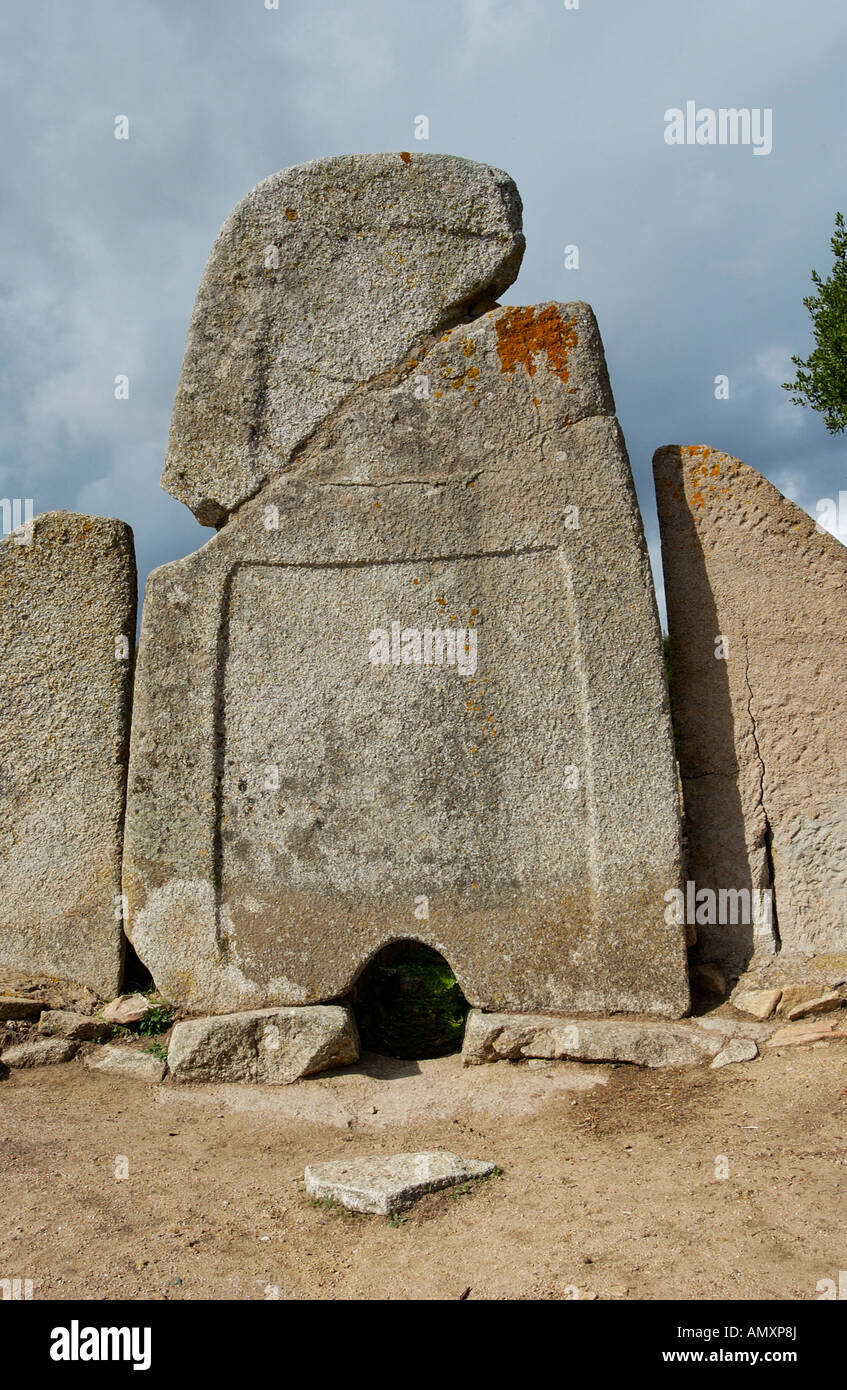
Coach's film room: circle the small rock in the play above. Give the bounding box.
[38,1010,111,1042]
[710,1037,759,1069]
[776,984,826,1017]
[304,1152,497,1215]
[785,993,842,1022]
[167,1006,358,1084]
[732,989,782,1020]
[0,996,46,1021]
[84,1044,166,1082]
[691,964,727,996]
[0,1037,78,1068]
[100,993,152,1025]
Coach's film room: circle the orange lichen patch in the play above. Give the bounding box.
[532,396,539,410]
[433,390,442,398]
[412,577,419,585]
[466,366,479,379]
[284,208,298,221]
[462,339,477,358]
[400,151,412,164]
[495,305,579,385]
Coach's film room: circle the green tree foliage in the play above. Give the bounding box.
[783,211,847,433]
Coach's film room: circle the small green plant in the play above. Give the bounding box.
[135,1003,174,1036]
[386,1212,407,1227]
[146,1041,168,1063]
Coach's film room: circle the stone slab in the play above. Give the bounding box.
[304,1151,496,1214]
[785,993,842,1021]
[162,153,525,524]
[696,1015,775,1042]
[461,1010,723,1068]
[38,1010,111,1041]
[125,301,686,1018]
[0,511,136,998]
[0,1038,78,1068]
[654,446,847,975]
[732,989,781,1020]
[710,1037,758,1068]
[100,993,151,1025]
[84,1044,166,1082]
[166,1006,359,1083]
[0,996,45,1020]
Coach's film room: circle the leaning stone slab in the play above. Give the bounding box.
[162,153,525,525]
[785,993,842,1021]
[0,996,45,1020]
[654,446,847,974]
[304,1152,496,1215]
[0,1038,78,1068]
[84,1044,166,1083]
[38,1010,111,1041]
[126,280,687,1018]
[166,1006,358,1084]
[461,1011,723,1068]
[0,512,136,998]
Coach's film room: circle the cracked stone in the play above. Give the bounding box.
[304,1151,497,1214]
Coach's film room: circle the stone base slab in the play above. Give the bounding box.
[461,1009,761,1068]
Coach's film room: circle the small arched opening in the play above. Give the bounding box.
[349,940,470,1060]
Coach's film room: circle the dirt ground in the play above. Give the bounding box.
[1,1033,844,1302]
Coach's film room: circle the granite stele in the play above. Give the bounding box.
[123,153,688,1018]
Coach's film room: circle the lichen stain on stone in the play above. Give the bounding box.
[495,306,579,385]
[284,208,298,221]
[399,151,412,164]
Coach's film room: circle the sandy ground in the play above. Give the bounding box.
[1,1035,844,1302]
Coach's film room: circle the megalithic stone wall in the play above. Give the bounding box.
[123,154,689,1019]
[654,444,847,978]
[0,511,137,997]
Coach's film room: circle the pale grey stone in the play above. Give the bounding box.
[0,997,45,1020]
[1,1037,78,1068]
[304,1151,496,1214]
[84,1044,166,1083]
[654,446,847,975]
[125,300,686,1018]
[166,1006,358,1084]
[696,1016,775,1042]
[38,1010,111,1041]
[461,1011,723,1068]
[162,153,525,525]
[0,511,136,998]
[710,1037,759,1069]
[100,993,151,1025]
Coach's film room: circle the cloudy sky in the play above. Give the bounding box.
[2,0,845,621]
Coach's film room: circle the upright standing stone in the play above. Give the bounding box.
[123,158,688,1019]
[0,512,136,997]
[654,445,847,976]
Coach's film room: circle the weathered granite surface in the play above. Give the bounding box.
[461,1010,724,1068]
[126,288,687,1017]
[162,153,525,524]
[166,1006,358,1083]
[655,445,847,975]
[304,1151,496,1214]
[0,512,136,998]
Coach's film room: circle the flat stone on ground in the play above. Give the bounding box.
[776,984,833,1016]
[304,1151,497,1215]
[710,1037,759,1069]
[84,1045,166,1083]
[0,996,46,1020]
[0,1038,78,1068]
[767,1020,846,1048]
[166,1006,359,1084]
[38,1010,111,1041]
[462,1011,723,1068]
